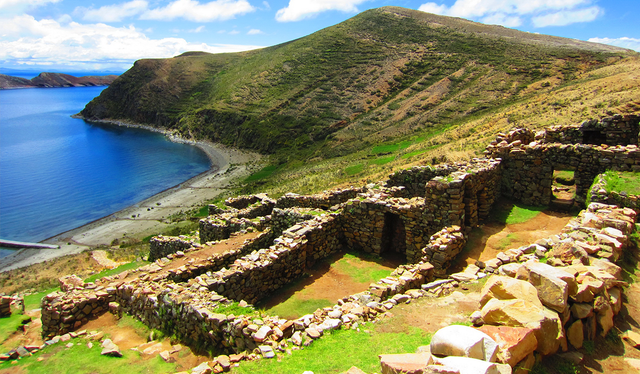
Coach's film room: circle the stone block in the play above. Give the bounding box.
[379,353,433,374]
[477,325,537,366]
[430,325,498,362]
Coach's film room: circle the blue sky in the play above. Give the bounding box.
[0,0,638,73]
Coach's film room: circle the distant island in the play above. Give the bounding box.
[0,72,118,89]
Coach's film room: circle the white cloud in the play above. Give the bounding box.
[532,6,600,27]
[276,0,369,22]
[0,15,263,70]
[0,0,60,11]
[481,13,522,27]
[418,0,602,28]
[76,0,148,23]
[247,28,264,35]
[588,37,640,52]
[142,0,255,22]
[228,30,240,35]
[190,26,206,33]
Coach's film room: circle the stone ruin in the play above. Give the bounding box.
[36,114,640,373]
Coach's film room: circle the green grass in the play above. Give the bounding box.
[496,233,519,250]
[0,288,56,350]
[345,164,364,175]
[245,165,279,182]
[371,156,395,165]
[371,140,412,155]
[603,170,640,195]
[262,298,333,320]
[490,202,546,225]
[401,150,427,159]
[84,261,148,284]
[233,322,430,374]
[331,253,392,283]
[0,339,176,374]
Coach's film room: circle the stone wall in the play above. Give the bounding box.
[198,213,344,304]
[493,142,640,206]
[589,173,640,212]
[148,236,197,262]
[485,115,640,206]
[274,187,364,209]
[420,226,467,272]
[199,216,259,243]
[544,115,639,146]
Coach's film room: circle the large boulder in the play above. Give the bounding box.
[430,325,498,362]
[480,298,562,356]
[477,325,537,367]
[517,262,577,313]
[379,352,433,374]
[479,276,542,309]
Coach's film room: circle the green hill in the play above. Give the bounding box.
[80,6,639,192]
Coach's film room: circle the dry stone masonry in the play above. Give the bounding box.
[39,114,640,373]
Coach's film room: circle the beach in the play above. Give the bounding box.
[0,124,263,272]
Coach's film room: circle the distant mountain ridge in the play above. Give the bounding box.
[0,72,119,89]
[79,6,636,158]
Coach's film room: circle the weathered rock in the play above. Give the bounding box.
[434,356,499,374]
[597,303,614,337]
[609,287,622,314]
[570,303,593,319]
[191,361,213,374]
[517,262,576,313]
[480,298,561,356]
[253,325,272,342]
[258,345,275,359]
[430,325,498,362]
[477,325,537,366]
[566,320,584,349]
[622,330,640,348]
[59,275,84,291]
[100,339,122,357]
[479,276,542,309]
[379,353,433,374]
[512,353,535,374]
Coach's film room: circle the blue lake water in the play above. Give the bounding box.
[0,86,211,253]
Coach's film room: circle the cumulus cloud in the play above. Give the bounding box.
[588,37,640,52]
[276,0,369,22]
[0,15,263,70]
[247,28,264,35]
[418,0,602,28]
[532,6,600,27]
[76,0,148,22]
[142,0,255,22]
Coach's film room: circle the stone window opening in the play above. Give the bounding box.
[582,130,606,145]
[380,212,407,262]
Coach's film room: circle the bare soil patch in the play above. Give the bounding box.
[378,290,482,334]
[452,209,573,272]
[258,251,403,319]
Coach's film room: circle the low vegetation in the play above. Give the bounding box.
[234,322,430,374]
[602,170,640,195]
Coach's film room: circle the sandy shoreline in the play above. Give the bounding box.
[0,119,263,272]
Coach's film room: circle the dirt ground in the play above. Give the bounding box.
[452,209,574,272]
[258,251,404,318]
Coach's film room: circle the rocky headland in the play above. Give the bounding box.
[0,72,118,89]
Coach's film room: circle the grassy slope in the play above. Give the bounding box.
[81,7,635,159]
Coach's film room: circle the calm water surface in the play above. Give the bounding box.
[0,86,211,253]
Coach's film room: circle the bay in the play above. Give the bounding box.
[0,86,211,255]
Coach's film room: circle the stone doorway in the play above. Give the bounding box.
[380,213,407,260]
[550,169,576,211]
